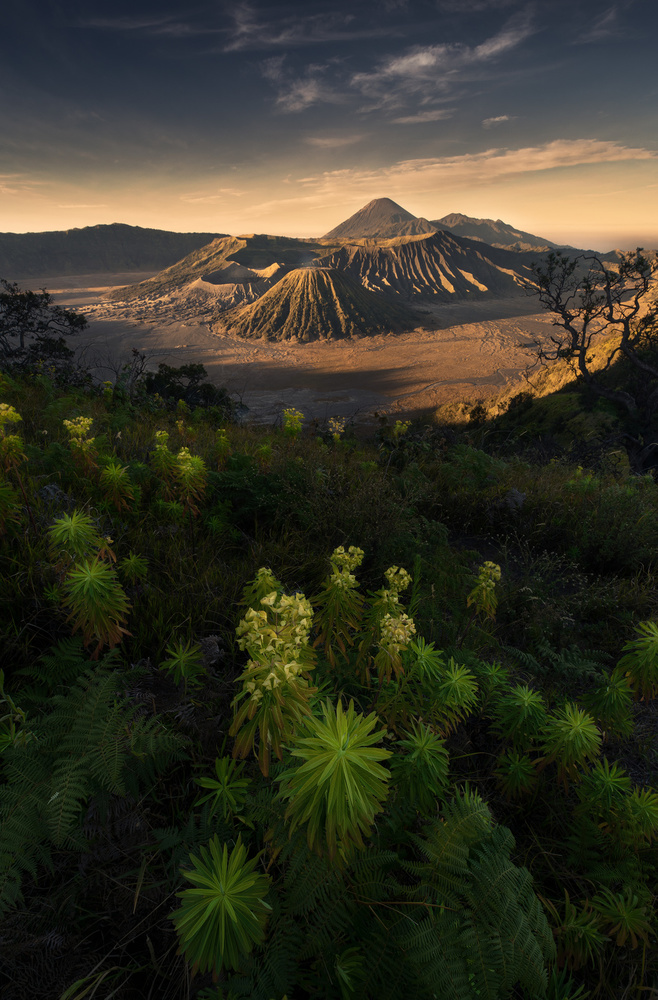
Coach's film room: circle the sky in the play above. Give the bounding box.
[1,0,657,249]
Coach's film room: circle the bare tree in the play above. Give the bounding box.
[528,249,658,469]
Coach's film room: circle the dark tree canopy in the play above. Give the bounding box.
[528,249,658,470]
[0,279,89,385]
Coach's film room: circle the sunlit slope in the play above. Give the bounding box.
[323,197,436,240]
[107,234,335,303]
[222,267,417,341]
[316,231,539,300]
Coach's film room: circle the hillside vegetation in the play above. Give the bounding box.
[0,330,657,999]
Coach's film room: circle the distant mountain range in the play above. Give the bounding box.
[0,224,223,279]
[0,199,622,342]
[322,198,566,252]
[430,213,569,252]
[107,213,540,340]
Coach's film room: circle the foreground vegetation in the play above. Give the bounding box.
[0,346,657,999]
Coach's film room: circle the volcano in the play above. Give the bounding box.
[221,267,417,341]
[315,231,536,300]
[323,198,436,240]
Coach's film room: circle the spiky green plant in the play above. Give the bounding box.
[151,429,177,493]
[0,670,33,752]
[48,509,105,569]
[160,637,206,692]
[406,637,445,682]
[621,787,658,847]
[118,551,148,585]
[61,557,131,658]
[617,620,658,699]
[491,683,548,750]
[334,946,365,999]
[390,720,450,813]
[175,446,207,515]
[575,757,631,831]
[495,750,538,800]
[277,699,391,859]
[171,836,271,977]
[194,756,250,820]
[99,459,135,512]
[590,887,654,948]
[434,658,479,734]
[582,667,634,737]
[539,703,601,789]
[544,892,608,971]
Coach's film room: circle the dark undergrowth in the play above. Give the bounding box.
[0,367,657,1000]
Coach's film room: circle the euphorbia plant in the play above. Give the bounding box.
[276,698,391,860]
[99,459,135,512]
[231,583,316,775]
[61,556,131,658]
[538,703,601,790]
[171,836,271,978]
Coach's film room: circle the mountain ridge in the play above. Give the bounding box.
[0,223,224,279]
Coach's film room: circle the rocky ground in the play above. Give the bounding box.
[20,271,557,427]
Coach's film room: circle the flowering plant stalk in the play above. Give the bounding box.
[312,546,365,668]
[63,416,97,472]
[230,582,316,775]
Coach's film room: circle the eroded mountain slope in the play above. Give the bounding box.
[220,267,417,341]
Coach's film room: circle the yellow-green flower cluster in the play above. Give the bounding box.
[0,404,22,434]
[63,416,95,458]
[283,408,304,436]
[392,419,410,440]
[477,561,501,589]
[176,446,204,473]
[384,565,412,597]
[236,589,314,705]
[467,561,502,619]
[328,416,346,441]
[0,405,24,469]
[328,545,364,590]
[379,611,416,651]
[154,430,169,447]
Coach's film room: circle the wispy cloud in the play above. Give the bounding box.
[261,56,343,113]
[180,188,246,204]
[297,139,657,198]
[224,3,394,52]
[82,14,202,37]
[392,109,455,124]
[0,173,44,195]
[482,115,516,128]
[58,203,108,208]
[575,6,619,43]
[304,134,365,148]
[350,12,535,110]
